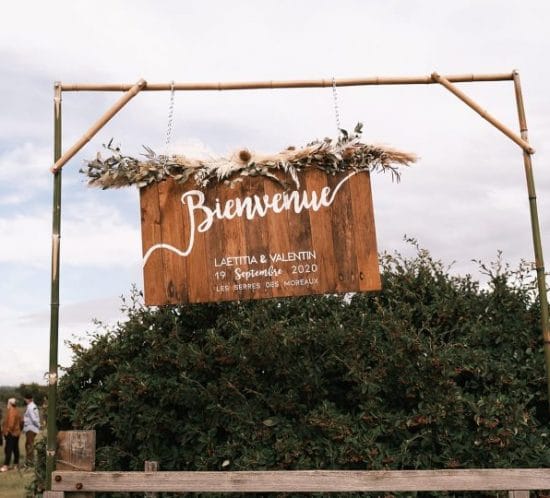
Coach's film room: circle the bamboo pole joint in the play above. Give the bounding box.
[50,78,147,174]
[431,72,534,155]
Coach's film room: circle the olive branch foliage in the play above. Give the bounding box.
[81,123,416,190]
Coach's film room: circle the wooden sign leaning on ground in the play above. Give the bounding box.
[82,124,416,304]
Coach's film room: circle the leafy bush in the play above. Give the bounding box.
[52,245,550,496]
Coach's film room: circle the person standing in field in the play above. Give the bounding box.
[1,398,22,471]
[23,393,40,467]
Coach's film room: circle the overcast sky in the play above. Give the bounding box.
[2,1,550,385]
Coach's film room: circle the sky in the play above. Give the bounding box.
[1,0,550,385]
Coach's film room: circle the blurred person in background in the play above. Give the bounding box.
[1,398,22,471]
[23,393,40,467]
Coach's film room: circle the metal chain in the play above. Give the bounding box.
[163,81,176,166]
[331,76,341,133]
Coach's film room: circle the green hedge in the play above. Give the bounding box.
[52,245,550,496]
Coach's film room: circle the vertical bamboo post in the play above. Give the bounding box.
[512,71,550,412]
[45,79,145,489]
[47,81,63,490]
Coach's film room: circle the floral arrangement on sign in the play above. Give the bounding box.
[81,123,416,190]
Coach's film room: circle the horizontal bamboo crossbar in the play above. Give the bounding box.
[51,469,550,493]
[60,72,514,92]
[49,71,525,173]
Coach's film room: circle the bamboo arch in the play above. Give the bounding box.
[47,71,549,490]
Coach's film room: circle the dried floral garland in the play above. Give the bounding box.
[81,123,416,190]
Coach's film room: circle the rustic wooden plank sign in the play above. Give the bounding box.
[140,168,380,305]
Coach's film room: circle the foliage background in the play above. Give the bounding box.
[48,244,550,496]
[0,384,47,407]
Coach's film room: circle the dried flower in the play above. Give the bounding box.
[238,149,252,163]
[81,123,417,190]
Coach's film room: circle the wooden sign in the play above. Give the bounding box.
[140,168,381,304]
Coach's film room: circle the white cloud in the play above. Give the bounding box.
[0,296,127,385]
[0,193,27,206]
[0,143,51,196]
[0,201,140,269]
[0,213,50,267]
[2,0,550,385]
[62,200,141,268]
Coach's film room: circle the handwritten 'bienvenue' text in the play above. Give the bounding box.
[143,171,357,265]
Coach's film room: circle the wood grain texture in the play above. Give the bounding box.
[263,177,294,295]
[51,469,550,493]
[239,176,271,301]
[56,431,95,498]
[140,169,380,305]
[144,461,159,498]
[158,179,185,302]
[304,169,337,292]
[56,431,95,471]
[140,182,164,303]
[509,492,530,498]
[348,171,381,291]
[327,171,357,293]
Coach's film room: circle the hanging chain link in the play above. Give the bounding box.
[331,76,341,133]
[163,81,176,166]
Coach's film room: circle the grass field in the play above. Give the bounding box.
[0,434,35,498]
[0,466,33,498]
